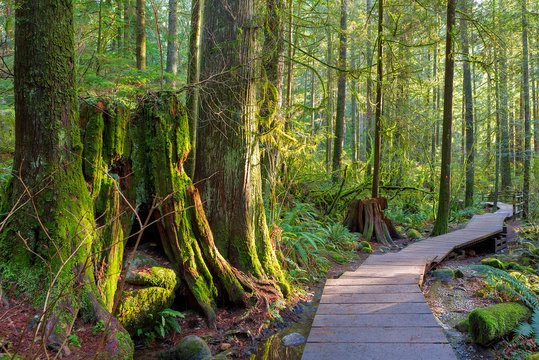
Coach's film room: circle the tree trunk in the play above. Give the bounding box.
[498,0,511,193]
[1,1,132,357]
[185,0,203,178]
[350,37,358,162]
[166,0,178,76]
[332,0,347,182]
[521,0,530,217]
[460,0,474,208]
[194,0,289,296]
[344,198,398,247]
[136,0,146,70]
[432,0,456,236]
[326,29,334,173]
[372,0,383,198]
[365,0,373,171]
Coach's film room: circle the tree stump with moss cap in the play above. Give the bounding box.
[343,197,400,247]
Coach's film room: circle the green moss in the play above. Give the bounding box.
[455,317,469,332]
[407,229,422,239]
[505,262,525,271]
[431,268,454,279]
[328,251,346,264]
[361,247,373,253]
[468,302,531,345]
[359,241,371,250]
[454,269,465,278]
[126,266,178,290]
[480,257,506,270]
[525,353,539,360]
[115,286,175,334]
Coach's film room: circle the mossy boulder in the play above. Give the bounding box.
[468,302,531,345]
[407,229,422,240]
[430,268,454,280]
[116,286,175,334]
[505,262,525,271]
[378,246,389,253]
[328,251,346,264]
[361,247,373,253]
[359,241,373,253]
[480,257,506,270]
[126,266,178,290]
[455,317,469,332]
[159,335,212,360]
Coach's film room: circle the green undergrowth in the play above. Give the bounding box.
[274,202,361,284]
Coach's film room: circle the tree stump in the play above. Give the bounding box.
[343,197,400,247]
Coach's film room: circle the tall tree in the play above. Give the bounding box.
[521,0,531,217]
[1,0,132,356]
[136,0,145,69]
[185,0,203,177]
[460,0,474,207]
[498,0,511,192]
[371,0,383,198]
[365,0,374,171]
[166,0,179,76]
[432,0,456,236]
[332,0,348,181]
[194,0,289,295]
[326,29,334,172]
[350,37,358,162]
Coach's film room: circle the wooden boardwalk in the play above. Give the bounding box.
[302,203,513,360]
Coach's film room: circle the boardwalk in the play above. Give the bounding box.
[302,203,513,360]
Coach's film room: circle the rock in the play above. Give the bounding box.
[468,302,531,345]
[454,269,465,278]
[174,335,212,360]
[361,247,373,253]
[218,343,232,351]
[115,286,175,334]
[378,246,389,253]
[455,318,469,332]
[126,266,178,290]
[480,257,505,270]
[430,268,454,280]
[359,241,371,250]
[125,253,179,290]
[407,229,422,240]
[281,332,306,347]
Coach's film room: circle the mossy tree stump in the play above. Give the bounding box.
[343,197,400,247]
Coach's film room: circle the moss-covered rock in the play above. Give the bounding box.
[506,262,525,271]
[115,286,175,334]
[455,317,469,332]
[480,257,506,270]
[525,353,539,360]
[328,251,346,264]
[431,268,454,280]
[378,246,390,253]
[126,266,178,291]
[163,335,211,360]
[361,247,373,253]
[454,269,465,278]
[0,354,24,360]
[407,229,422,239]
[359,241,371,250]
[468,302,531,345]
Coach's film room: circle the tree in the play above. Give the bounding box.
[136,0,145,69]
[165,0,178,76]
[498,0,511,192]
[371,0,383,198]
[332,0,348,181]
[432,0,456,236]
[1,0,132,357]
[365,0,374,171]
[194,0,289,295]
[521,0,530,217]
[460,0,475,207]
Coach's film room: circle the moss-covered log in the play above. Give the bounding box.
[468,302,531,345]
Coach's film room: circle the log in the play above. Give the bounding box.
[343,197,400,247]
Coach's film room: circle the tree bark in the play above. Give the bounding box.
[371,0,383,198]
[136,0,146,70]
[498,0,511,192]
[521,0,530,217]
[432,0,456,236]
[2,1,132,357]
[194,0,289,295]
[185,0,203,178]
[332,0,347,182]
[460,0,474,208]
[365,0,374,171]
[166,0,179,76]
[326,29,334,173]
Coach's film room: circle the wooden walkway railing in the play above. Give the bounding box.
[302,203,513,360]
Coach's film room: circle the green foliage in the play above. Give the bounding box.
[136,308,184,345]
[92,320,106,335]
[67,334,81,348]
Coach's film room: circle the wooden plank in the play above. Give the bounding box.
[312,313,440,327]
[326,276,418,286]
[307,326,449,343]
[320,292,426,304]
[302,343,457,360]
[323,285,420,294]
[316,302,433,315]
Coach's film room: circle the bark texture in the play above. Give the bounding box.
[194,0,289,295]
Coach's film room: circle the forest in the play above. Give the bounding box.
[0,0,537,359]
